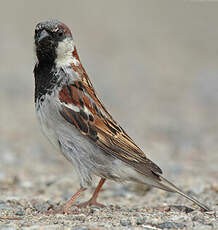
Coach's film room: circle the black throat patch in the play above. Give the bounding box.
[34,62,59,103]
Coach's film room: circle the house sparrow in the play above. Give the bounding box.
[34,19,210,213]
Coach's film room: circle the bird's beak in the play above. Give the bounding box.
[37,29,50,44]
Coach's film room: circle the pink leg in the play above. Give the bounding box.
[63,187,87,213]
[75,178,106,208]
[62,178,106,213]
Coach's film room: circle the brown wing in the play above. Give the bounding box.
[59,80,162,179]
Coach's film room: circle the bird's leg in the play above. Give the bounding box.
[61,178,105,213]
[75,178,106,208]
[63,187,87,213]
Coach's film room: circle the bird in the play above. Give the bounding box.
[33,19,210,213]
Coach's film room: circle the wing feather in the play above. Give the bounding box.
[58,80,162,178]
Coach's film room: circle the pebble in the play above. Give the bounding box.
[0,200,5,204]
[120,219,131,226]
[25,207,32,215]
[0,205,13,211]
[171,214,191,222]
[192,224,213,230]
[136,217,146,225]
[157,222,186,229]
[20,180,33,188]
[55,214,65,218]
[0,225,16,230]
[33,202,50,212]
[71,227,90,230]
[15,209,25,216]
[74,214,86,221]
[23,225,60,230]
[33,201,56,212]
[143,227,158,230]
[169,205,194,213]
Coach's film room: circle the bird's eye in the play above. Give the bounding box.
[57,30,64,38]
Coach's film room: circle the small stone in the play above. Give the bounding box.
[0,225,16,230]
[33,201,56,212]
[74,214,86,221]
[53,220,58,224]
[0,205,13,211]
[143,227,157,230]
[0,200,5,204]
[20,180,33,188]
[71,227,90,230]
[136,217,146,225]
[23,225,60,230]
[33,202,50,212]
[171,215,189,222]
[120,219,131,226]
[90,205,102,211]
[157,222,186,229]
[55,214,65,218]
[15,209,24,216]
[169,205,194,213]
[25,208,32,215]
[192,215,202,222]
[212,222,218,229]
[157,206,171,212]
[192,224,213,230]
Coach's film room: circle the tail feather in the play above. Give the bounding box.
[156,175,211,211]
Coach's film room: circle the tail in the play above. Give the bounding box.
[154,174,211,211]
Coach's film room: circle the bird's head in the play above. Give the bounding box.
[34,20,76,66]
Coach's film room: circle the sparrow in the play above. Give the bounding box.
[33,19,210,213]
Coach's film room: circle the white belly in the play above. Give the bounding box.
[35,94,61,150]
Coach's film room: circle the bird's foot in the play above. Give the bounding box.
[74,199,105,208]
[61,198,105,213]
[42,199,105,215]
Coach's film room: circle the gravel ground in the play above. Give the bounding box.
[0,1,218,229]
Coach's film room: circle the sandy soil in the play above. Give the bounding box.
[0,1,217,229]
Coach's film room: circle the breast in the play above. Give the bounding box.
[35,93,61,150]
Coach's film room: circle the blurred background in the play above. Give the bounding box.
[0,0,217,208]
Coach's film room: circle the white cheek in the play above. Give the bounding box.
[55,37,78,67]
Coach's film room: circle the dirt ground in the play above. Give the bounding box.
[0,1,217,229]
